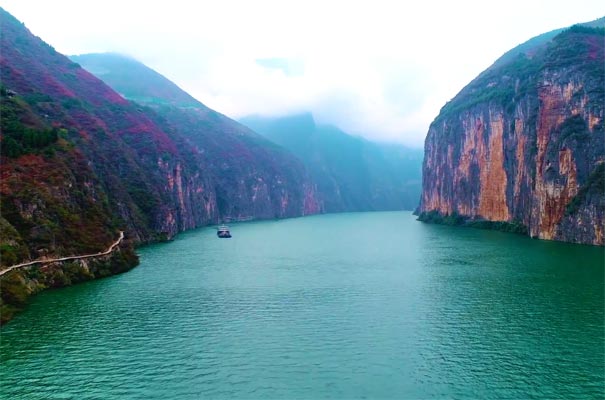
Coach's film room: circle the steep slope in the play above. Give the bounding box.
[72,53,321,219]
[0,8,218,256]
[419,20,605,245]
[240,113,423,212]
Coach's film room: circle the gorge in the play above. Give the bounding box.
[1,5,604,398]
[0,8,422,323]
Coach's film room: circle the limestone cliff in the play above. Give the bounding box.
[419,23,604,245]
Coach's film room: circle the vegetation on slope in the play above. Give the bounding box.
[74,53,320,219]
[0,88,122,265]
[436,22,605,123]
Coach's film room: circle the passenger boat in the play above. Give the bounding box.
[217,224,232,238]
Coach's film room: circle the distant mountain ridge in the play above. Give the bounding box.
[240,113,423,212]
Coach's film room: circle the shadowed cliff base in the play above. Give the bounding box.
[417,210,530,236]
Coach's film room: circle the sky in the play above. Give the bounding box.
[1,1,602,147]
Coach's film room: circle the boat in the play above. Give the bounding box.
[217,224,232,238]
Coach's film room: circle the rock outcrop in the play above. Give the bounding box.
[0,237,136,325]
[419,22,604,245]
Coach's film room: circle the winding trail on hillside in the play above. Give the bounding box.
[0,231,124,277]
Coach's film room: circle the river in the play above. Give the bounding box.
[1,211,603,399]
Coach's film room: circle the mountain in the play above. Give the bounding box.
[418,19,605,245]
[240,113,423,212]
[71,53,200,107]
[0,9,318,323]
[72,53,321,220]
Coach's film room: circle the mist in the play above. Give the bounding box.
[2,0,602,147]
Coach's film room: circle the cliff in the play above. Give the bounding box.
[240,113,423,212]
[419,21,605,245]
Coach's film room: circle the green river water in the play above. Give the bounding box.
[1,211,603,399]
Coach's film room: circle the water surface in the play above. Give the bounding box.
[1,212,603,399]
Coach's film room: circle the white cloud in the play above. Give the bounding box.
[1,0,602,147]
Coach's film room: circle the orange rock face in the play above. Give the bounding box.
[445,114,510,221]
[532,83,569,239]
[478,114,510,221]
[513,119,528,202]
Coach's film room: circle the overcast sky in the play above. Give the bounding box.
[1,1,602,147]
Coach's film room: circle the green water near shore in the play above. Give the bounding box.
[1,211,603,399]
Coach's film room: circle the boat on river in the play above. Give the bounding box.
[217,224,232,238]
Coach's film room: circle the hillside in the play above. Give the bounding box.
[240,114,423,212]
[418,19,605,245]
[72,53,321,220]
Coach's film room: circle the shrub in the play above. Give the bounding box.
[565,163,605,215]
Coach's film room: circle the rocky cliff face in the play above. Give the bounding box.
[419,24,604,245]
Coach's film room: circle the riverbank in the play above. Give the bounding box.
[0,232,137,325]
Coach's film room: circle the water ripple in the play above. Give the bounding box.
[1,212,603,399]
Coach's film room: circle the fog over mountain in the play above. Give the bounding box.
[1,0,602,147]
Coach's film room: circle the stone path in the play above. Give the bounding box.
[0,231,124,277]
